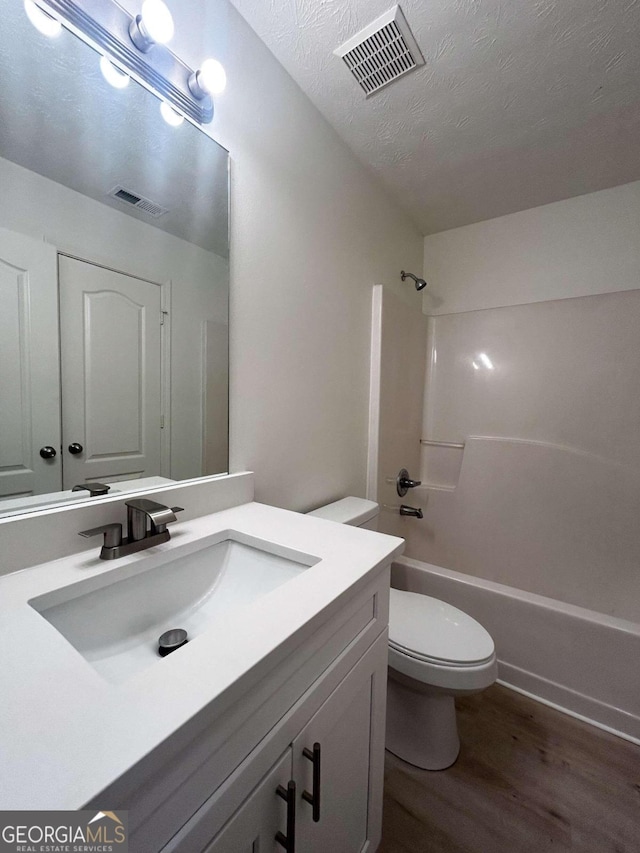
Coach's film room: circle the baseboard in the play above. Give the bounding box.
[497,660,640,746]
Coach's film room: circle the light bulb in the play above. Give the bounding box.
[100,56,130,89]
[140,0,174,44]
[24,0,62,38]
[197,58,226,95]
[160,102,184,127]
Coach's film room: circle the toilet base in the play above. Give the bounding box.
[386,672,460,771]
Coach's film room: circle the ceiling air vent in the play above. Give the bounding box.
[108,186,168,218]
[334,5,424,97]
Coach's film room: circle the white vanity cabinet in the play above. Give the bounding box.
[128,572,391,853]
[174,633,387,853]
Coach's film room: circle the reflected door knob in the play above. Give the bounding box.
[68,443,83,455]
[39,446,57,459]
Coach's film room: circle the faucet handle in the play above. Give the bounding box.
[78,523,123,549]
[396,468,422,497]
[125,499,184,538]
[155,506,184,534]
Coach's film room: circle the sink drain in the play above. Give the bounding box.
[158,628,188,657]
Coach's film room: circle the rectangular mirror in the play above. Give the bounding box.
[0,3,229,518]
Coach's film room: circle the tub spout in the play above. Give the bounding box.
[400,505,423,519]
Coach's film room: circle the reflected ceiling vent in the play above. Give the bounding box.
[334,5,424,97]
[108,186,168,218]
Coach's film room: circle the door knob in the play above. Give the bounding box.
[39,446,57,459]
[68,443,83,455]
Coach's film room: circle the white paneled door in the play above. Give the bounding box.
[58,256,163,489]
[0,228,61,499]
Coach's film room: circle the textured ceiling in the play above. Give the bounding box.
[230,0,640,235]
[0,3,229,256]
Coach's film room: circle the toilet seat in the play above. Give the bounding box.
[389,640,495,668]
[389,588,495,667]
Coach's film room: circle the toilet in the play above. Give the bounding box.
[307,497,498,770]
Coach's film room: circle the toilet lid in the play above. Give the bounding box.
[389,588,495,666]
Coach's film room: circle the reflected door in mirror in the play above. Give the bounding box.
[59,256,164,488]
[0,228,61,499]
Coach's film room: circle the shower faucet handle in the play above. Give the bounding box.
[397,468,422,497]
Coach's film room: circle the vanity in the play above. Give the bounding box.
[0,474,403,852]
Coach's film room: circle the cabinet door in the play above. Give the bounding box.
[203,749,292,853]
[293,633,388,853]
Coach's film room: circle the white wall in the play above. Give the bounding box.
[0,156,228,481]
[144,0,424,510]
[422,180,640,315]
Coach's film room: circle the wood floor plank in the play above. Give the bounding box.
[379,685,640,853]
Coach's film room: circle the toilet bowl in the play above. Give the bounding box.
[307,497,498,770]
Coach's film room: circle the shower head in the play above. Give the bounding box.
[401,270,428,291]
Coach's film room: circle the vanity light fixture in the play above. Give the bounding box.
[100,56,130,89]
[160,101,184,127]
[24,0,61,37]
[189,58,227,97]
[129,0,174,52]
[25,0,225,125]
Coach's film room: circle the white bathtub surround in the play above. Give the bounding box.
[411,289,640,623]
[392,557,640,745]
[0,497,403,824]
[371,279,640,742]
[408,437,640,622]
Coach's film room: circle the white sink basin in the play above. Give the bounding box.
[29,534,318,683]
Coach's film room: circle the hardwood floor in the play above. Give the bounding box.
[380,685,640,853]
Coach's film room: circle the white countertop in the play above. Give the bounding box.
[0,501,403,810]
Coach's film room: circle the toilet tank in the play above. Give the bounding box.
[307,497,379,530]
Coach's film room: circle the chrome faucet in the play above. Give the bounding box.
[79,499,183,560]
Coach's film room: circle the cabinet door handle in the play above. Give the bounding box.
[275,780,296,852]
[302,742,321,822]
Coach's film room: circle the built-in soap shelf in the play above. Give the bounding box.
[419,438,465,491]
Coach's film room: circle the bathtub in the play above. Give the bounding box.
[391,556,640,745]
